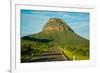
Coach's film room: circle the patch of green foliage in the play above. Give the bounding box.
[61,46,89,60]
[21,39,53,62]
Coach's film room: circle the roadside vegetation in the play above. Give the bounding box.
[60,46,89,60]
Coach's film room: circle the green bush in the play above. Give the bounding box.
[61,46,89,60]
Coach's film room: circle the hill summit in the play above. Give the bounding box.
[43,18,74,32]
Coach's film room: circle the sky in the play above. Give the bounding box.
[21,9,90,40]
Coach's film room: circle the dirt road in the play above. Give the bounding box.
[28,47,67,62]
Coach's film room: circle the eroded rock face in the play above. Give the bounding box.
[43,18,74,32]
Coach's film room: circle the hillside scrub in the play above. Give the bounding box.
[61,46,89,60]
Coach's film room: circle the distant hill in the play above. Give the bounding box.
[22,18,89,48]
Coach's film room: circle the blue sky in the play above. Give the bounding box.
[21,9,90,40]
